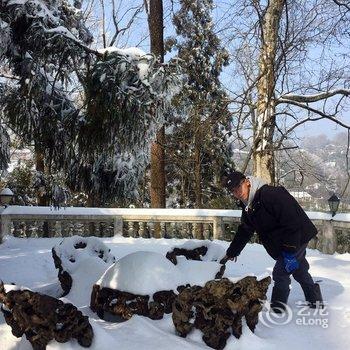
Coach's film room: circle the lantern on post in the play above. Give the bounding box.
[328,193,340,217]
[0,188,14,207]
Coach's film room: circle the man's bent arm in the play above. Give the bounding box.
[226,211,255,258]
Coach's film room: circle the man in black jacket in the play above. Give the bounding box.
[223,171,323,312]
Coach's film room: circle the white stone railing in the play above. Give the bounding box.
[0,206,349,254]
[0,206,241,242]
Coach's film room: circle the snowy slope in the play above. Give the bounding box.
[0,236,350,350]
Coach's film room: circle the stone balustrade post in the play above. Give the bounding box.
[321,219,336,254]
[0,210,11,243]
[113,217,123,236]
[213,217,224,240]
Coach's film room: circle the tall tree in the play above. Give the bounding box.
[167,0,233,226]
[253,0,285,184]
[145,0,166,214]
[220,0,350,184]
[144,0,166,238]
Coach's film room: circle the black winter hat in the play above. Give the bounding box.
[223,171,246,191]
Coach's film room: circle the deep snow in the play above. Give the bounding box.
[0,235,350,350]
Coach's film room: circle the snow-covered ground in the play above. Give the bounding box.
[0,235,350,350]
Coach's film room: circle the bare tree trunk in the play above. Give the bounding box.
[194,115,203,239]
[147,0,165,238]
[150,127,166,209]
[34,143,50,237]
[194,137,202,209]
[253,0,285,184]
[34,144,48,206]
[194,114,202,210]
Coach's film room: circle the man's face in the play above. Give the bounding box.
[231,178,250,202]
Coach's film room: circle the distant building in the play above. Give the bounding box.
[290,190,312,202]
[288,189,325,211]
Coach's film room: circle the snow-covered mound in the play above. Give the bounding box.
[97,248,226,297]
[53,236,115,274]
[52,236,116,306]
[97,251,184,295]
[69,258,112,307]
[176,257,223,285]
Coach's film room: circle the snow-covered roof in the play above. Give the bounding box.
[290,191,312,199]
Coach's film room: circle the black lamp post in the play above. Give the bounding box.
[328,193,340,217]
[0,188,14,207]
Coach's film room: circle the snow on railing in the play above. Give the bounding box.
[0,206,349,254]
[0,206,243,243]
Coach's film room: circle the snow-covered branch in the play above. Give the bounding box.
[43,26,102,57]
[278,89,350,103]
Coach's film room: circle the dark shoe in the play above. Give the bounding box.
[302,282,324,308]
[309,283,324,309]
[270,301,286,314]
[270,285,289,314]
